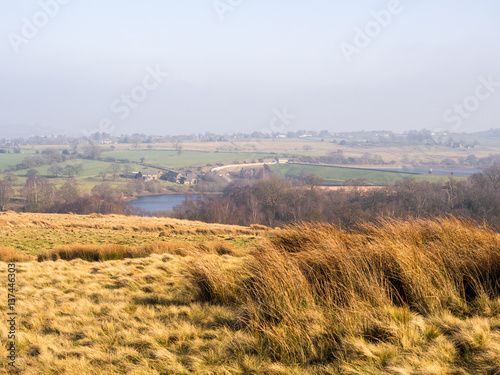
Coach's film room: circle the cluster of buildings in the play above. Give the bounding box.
[447,141,479,150]
[133,170,198,185]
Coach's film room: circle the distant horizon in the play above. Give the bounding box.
[1,126,499,141]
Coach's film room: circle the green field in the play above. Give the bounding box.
[0,148,267,194]
[0,135,493,194]
[3,159,145,190]
[100,150,267,168]
[270,163,459,186]
[0,152,35,171]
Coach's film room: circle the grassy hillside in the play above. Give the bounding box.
[269,163,453,186]
[1,213,500,374]
[100,150,264,169]
[0,212,264,255]
[0,153,35,171]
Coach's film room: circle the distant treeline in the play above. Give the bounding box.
[18,178,127,215]
[1,128,494,147]
[0,171,176,214]
[18,178,170,214]
[170,166,500,230]
[293,151,500,168]
[3,165,500,230]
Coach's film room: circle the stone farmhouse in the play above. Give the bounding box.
[135,170,163,182]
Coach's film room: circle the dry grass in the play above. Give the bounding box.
[187,218,500,373]
[36,241,245,262]
[1,214,500,373]
[0,211,267,255]
[0,247,34,263]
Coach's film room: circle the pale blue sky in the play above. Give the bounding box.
[1,0,499,137]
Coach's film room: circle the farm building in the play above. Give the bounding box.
[181,173,199,185]
[135,171,163,181]
[162,170,199,185]
[162,170,184,183]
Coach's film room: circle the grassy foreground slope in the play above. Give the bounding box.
[0,212,263,255]
[1,214,500,374]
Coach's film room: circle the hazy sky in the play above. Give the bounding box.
[1,0,499,137]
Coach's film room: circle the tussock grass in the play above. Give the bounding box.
[186,254,245,305]
[249,223,271,231]
[185,217,500,372]
[37,240,248,262]
[3,214,500,373]
[0,246,34,262]
[37,244,131,262]
[192,241,242,256]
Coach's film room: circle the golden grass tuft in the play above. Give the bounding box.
[185,217,500,370]
[37,240,248,263]
[186,254,245,305]
[193,241,242,256]
[37,244,130,262]
[0,246,34,262]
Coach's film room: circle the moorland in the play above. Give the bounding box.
[1,212,500,374]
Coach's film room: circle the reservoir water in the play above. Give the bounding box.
[128,194,198,214]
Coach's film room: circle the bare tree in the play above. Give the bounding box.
[91,183,121,200]
[484,165,500,189]
[49,163,64,177]
[173,138,183,156]
[84,141,101,160]
[303,173,324,190]
[22,176,55,209]
[98,170,107,181]
[27,169,39,178]
[75,163,84,176]
[64,164,75,177]
[57,178,81,204]
[122,164,134,179]
[131,135,140,150]
[254,176,291,226]
[0,180,14,211]
[4,173,18,184]
[70,139,79,155]
[107,163,122,181]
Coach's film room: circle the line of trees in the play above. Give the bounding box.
[171,166,500,230]
[293,151,500,169]
[295,150,387,165]
[2,164,500,230]
[19,177,127,214]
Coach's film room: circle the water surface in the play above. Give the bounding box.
[128,194,198,214]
